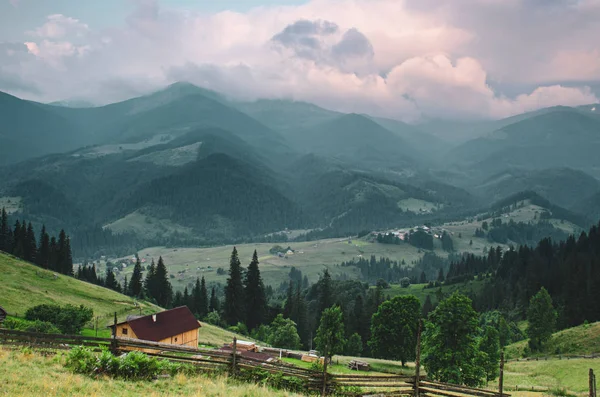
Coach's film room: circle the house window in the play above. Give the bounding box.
[122,328,128,335]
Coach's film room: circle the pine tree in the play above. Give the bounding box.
[244,250,267,331]
[64,236,73,276]
[24,222,37,263]
[37,225,50,269]
[105,267,120,292]
[56,230,69,275]
[224,247,245,325]
[154,256,173,308]
[209,287,220,312]
[294,281,309,346]
[129,256,143,297]
[527,287,557,351]
[123,276,129,296]
[182,287,190,308]
[437,268,445,283]
[318,269,333,318]
[0,208,8,252]
[283,280,294,318]
[144,259,157,302]
[12,220,24,258]
[419,271,427,284]
[199,276,208,317]
[49,236,58,271]
[422,295,434,318]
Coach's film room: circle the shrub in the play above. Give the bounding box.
[65,346,191,380]
[3,317,61,334]
[25,304,93,334]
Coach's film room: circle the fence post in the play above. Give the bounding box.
[499,351,505,397]
[322,343,329,397]
[111,312,117,354]
[590,369,596,397]
[231,337,237,376]
[414,320,423,397]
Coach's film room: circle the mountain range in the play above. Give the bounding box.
[1,82,599,256]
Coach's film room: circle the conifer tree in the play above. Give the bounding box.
[199,276,208,317]
[105,267,120,292]
[63,236,73,275]
[182,287,190,308]
[24,222,37,263]
[294,281,308,346]
[37,225,50,269]
[123,276,129,296]
[283,280,294,318]
[224,247,245,325]
[12,220,24,258]
[154,256,173,308]
[527,287,557,351]
[49,236,58,271]
[209,287,220,313]
[420,270,427,284]
[144,259,157,302]
[0,207,8,252]
[244,250,267,330]
[422,294,434,318]
[437,268,445,283]
[129,256,143,297]
[318,269,333,318]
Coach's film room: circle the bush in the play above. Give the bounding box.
[3,317,61,334]
[25,304,93,334]
[65,346,191,380]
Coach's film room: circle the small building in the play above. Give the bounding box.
[224,340,257,352]
[109,306,201,347]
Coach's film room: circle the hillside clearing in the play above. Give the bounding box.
[504,322,600,359]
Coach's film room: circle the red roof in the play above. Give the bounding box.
[112,306,201,342]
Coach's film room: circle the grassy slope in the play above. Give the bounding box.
[382,281,485,304]
[0,346,301,397]
[0,252,256,347]
[504,322,600,359]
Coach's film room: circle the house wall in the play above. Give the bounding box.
[114,324,138,339]
[159,329,198,347]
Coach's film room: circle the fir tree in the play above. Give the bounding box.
[12,220,24,258]
[63,236,73,276]
[144,259,158,302]
[245,250,267,330]
[129,256,143,297]
[224,247,245,325]
[105,267,120,292]
[318,269,333,318]
[182,287,190,308]
[422,295,434,318]
[123,276,129,296]
[37,225,50,269]
[154,256,173,308]
[198,276,208,317]
[527,287,557,351]
[49,236,58,271]
[420,270,427,284]
[209,287,220,313]
[437,268,445,283]
[283,280,294,318]
[24,222,37,263]
[0,208,9,252]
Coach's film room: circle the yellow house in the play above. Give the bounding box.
[110,306,201,347]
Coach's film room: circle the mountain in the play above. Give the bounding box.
[235,98,342,134]
[48,99,97,108]
[472,168,600,209]
[0,91,86,165]
[448,109,600,178]
[573,191,600,223]
[369,116,447,160]
[288,113,418,169]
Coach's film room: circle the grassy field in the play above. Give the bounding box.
[502,358,600,394]
[99,202,579,292]
[504,322,600,359]
[0,346,301,397]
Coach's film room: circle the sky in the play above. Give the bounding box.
[1,0,600,121]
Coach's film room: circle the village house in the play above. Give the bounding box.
[109,306,201,347]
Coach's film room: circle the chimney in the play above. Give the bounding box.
[152,314,157,322]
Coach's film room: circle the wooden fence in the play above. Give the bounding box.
[0,328,513,397]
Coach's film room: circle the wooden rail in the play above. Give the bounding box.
[0,328,513,397]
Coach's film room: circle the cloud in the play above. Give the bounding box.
[5,0,600,120]
[27,14,89,39]
[9,0,20,8]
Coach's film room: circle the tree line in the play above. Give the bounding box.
[0,208,73,275]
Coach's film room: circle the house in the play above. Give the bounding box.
[109,306,201,347]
